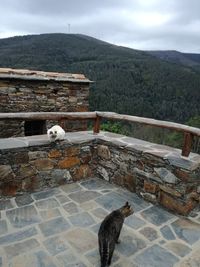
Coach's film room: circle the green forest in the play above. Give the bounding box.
[0,33,199,149]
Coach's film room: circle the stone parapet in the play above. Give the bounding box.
[0,131,199,215]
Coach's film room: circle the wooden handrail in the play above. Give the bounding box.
[97,112,200,137]
[0,112,96,120]
[0,111,199,157]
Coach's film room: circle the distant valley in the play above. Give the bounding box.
[0,33,199,125]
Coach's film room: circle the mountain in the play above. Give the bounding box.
[147,50,200,70]
[0,33,200,123]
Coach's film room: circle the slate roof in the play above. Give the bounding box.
[0,67,91,83]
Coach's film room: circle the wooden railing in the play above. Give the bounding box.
[0,111,200,157]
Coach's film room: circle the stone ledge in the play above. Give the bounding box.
[0,131,199,215]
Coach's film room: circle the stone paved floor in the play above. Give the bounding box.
[0,178,200,267]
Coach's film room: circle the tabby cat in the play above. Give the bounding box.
[98,202,134,266]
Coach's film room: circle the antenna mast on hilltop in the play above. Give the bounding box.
[68,24,71,33]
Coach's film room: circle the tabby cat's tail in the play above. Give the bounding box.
[100,239,110,267]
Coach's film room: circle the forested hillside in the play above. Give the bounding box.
[0,33,199,124]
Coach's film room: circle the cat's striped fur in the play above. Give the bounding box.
[98,202,134,267]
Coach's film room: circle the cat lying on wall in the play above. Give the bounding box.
[47,125,65,142]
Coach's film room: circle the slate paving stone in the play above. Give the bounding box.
[90,207,109,220]
[116,232,147,257]
[68,190,101,203]
[179,248,200,267]
[95,192,128,211]
[125,215,146,230]
[4,238,40,259]
[63,202,81,214]
[63,263,87,267]
[69,212,95,227]
[80,178,114,190]
[0,199,14,210]
[43,235,69,256]
[160,225,176,240]
[56,250,77,266]
[39,216,71,237]
[85,248,120,266]
[64,228,97,253]
[56,194,71,204]
[90,222,101,234]
[61,183,82,194]
[139,226,159,241]
[165,241,192,257]
[80,200,99,211]
[32,188,60,200]
[39,208,61,220]
[141,205,174,226]
[15,194,34,207]
[0,220,8,236]
[171,218,200,245]
[9,250,57,267]
[6,205,41,228]
[35,198,60,210]
[116,189,151,211]
[134,244,179,267]
[0,227,37,245]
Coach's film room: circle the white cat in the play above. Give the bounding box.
[47,125,65,142]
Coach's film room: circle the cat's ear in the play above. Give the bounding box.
[125,201,129,206]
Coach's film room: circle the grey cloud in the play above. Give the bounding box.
[0,0,199,52]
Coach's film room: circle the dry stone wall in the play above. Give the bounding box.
[0,140,94,196]
[0,131,199,216]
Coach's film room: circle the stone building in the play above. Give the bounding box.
[0,68,91,138]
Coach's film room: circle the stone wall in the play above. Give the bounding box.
[0,139,94,196]
[0,79,89,137]
[0,131,199,216]
[93,136,200,216]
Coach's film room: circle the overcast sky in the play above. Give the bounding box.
[0,0,200,53]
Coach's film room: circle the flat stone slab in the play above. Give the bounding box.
[171,218,200,244]
[15,194,34,207]
[35,198,60,210]
[68,212,95,227]
[165,241,192,257]
[43,235,69,256]
[6,205,41,228]
[32,188,60,200]
[139,226,159,241]
[65,228,97,253]
[141,205,174,226]
[80,178,113,190]
[9,250,57,267]
[4,238,40,259]
[0,199,14,210]
[0,227,37,245]
[0,220,8,236]
[39,216,71,237]
[160,225,176,240]
[68,190,101,203]
[134,244,179,267]
[125,215,146,230]
[116,231,147,257]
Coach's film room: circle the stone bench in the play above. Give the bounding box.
[0,131,200,215]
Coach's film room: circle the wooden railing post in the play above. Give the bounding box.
[182,132,193,157]
[93,115,100,134]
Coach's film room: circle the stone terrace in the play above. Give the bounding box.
[0,131,200,266]
[0,178,200,267]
